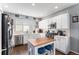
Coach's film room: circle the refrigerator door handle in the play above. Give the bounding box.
[2,49,7,51]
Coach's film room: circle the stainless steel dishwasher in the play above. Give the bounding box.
[15,35,23,46]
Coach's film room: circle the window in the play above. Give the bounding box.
[15,19,30,32]
[15,24,23,32]
[23,26,29,32]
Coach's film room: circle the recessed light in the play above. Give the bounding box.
[32,3,35,6]
[55,6,58,9]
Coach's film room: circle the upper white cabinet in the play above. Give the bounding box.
[52,17,57,23]
[47,13,69,29]
[39,13,69,30]
[61,13,69,29]
[56,13,70,29]
[56,15,62,29]
[39,19,48,30]
[50,16,57,24]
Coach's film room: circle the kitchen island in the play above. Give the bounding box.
[27,38,55,55]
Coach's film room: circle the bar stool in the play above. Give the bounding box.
[38,47,46,55]
[44,44,54,54]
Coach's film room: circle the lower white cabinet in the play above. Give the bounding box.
[23,33,29,44]
[55,36,70,54]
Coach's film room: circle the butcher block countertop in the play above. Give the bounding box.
[13,32,24,35]
[28,38,54,47]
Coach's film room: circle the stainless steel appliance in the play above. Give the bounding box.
[2,14,13,55]
[15,35,23,46]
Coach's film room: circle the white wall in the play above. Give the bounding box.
[68,4,79,53]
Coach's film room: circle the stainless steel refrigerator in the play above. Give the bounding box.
[2,14,13,55]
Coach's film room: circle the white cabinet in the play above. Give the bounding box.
[23,33,29,44]
[54,36,70,54]
[56,15,62,29]
[55,37,60,49]
[59,37,66,52]
[39,19,48,30]
[52,17,57,23]
[50,16,57,24]
[0,50,1,55]
[56,13,69,29]
[39,13,69,30]
[61,13,69,29]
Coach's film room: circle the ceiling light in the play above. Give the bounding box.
[32,3,35,6]
[55,6,58,9]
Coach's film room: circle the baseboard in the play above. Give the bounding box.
[11,42,27,47]
[56,49,79,55]
[15,44,24,47]
[70,50,79,55]
[11,45,15,47]
[56,49,69,54]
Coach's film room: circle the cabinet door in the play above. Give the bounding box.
[55,38,57,48]
[55,36,70,54]
[39,19,48,30]
[57,38,60,49]
[55,37,60,49]
[56,15,62,29]
[65,37,70,53]
[61,13,69,29]
[52,17,57,23]
[59,37,66,52]
[23,33,29,44]
[0,50,1,55]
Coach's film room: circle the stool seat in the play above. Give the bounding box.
[38,47,46,54]
[45,45,53,51]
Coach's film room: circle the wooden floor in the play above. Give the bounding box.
[55,50,78,55]
[11,44,28,55]
[11,45,78,55]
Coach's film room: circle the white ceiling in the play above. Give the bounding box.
[0,3,77,18]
